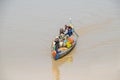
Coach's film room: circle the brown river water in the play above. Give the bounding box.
[0,0,120,80]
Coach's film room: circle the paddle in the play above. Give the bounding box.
[69,18,79,37]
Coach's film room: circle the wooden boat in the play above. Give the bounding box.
[51,26,78,60]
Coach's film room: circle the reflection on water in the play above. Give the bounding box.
[52,49,76,80]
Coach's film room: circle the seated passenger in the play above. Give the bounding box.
[54,36,60,53]
[64,25,68,35]
[67,26,73,37]
[59,28,64,34]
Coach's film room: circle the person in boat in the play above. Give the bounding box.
[59,28,65,40]
[60,28,64,34]
[54,36,60,53]
[64,25,68,35]
[65,25,73,37]
[59,28,65,47]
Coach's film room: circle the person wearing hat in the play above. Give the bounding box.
[66,26,73,37]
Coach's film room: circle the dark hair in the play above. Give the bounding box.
[68,26,72,29]
[60,28,64,34]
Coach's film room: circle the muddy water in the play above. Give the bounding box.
[0,0,120,80]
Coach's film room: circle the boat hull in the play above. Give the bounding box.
[52,35,78,60]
